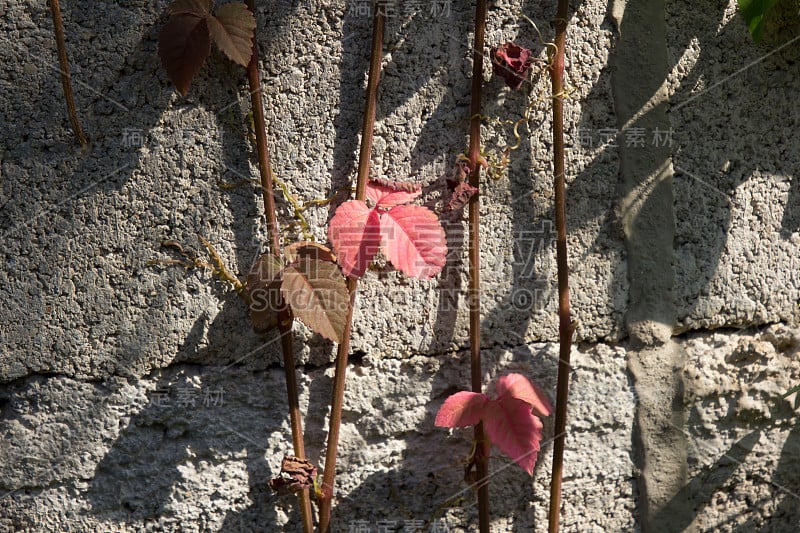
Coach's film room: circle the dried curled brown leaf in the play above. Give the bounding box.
[269,456,318,494]
[447,181,479,211]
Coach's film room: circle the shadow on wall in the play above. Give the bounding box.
[10,0,800,530]
[651,405,800,532]
[608,0,800,326]
[85,363,287,529]
[590,0,800,529]
[0,8,179,379]
[0,0,316,380]
[81,341,558,530]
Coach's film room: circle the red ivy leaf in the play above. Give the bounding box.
[435,373,551,475]
[206,3,256,67]
[367,179,422,209]
[281,258,349,343]
[329,181,446,280]
[434,391,488,427]
[158,13,211,96]
[380,204,447,280]
[495,373,553,418]
[159,1,254,95]
[328,200,382,278]
[482,396,545,475]
[491,42,533,91]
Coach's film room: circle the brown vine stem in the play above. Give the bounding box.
[244,2,313,531]
[48,0,88,150]
[547,1,573,532]
[317,5,385,532]
[467,1,490,531]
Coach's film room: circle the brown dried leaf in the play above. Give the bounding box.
[446,181,478,211]
[207,3,256,67]
[284,241,336,265]
[269,456,318,494]
[281,258,348,343]
[167,0,211,16]
[244,253,284,334]
[158,14,211,96]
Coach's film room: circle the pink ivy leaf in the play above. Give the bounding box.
[495,373,553,418]
[434,391,489,428]
[482,396,545,475]
[379,204,447,280]
[366,180,422,209]
[328,200,381,278]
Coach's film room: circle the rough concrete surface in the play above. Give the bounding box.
[0,0,798,531]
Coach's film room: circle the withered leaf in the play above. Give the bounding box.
[491,42,533,91]
[447,181,478,211]
[167,0,211,16]
[284,241,336,265]
[244,253,284,335]
[158,14,211,96]
[269,456,318,494]
[206,3,256,67]
[281,258,349,343]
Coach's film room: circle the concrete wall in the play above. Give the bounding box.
[1,0,798,530]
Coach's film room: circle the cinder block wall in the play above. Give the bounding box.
[1,0,798,531]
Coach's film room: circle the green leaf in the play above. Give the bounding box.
[281,258,349,343]
[244,253,285,335]
[738,0,780,41]
[207,3,256,67]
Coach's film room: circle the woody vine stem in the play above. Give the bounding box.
[317,5,385,532]
[243,1,313,531]
[547,0,574,532]
[48,0,88,149]
[467,1,491,532]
